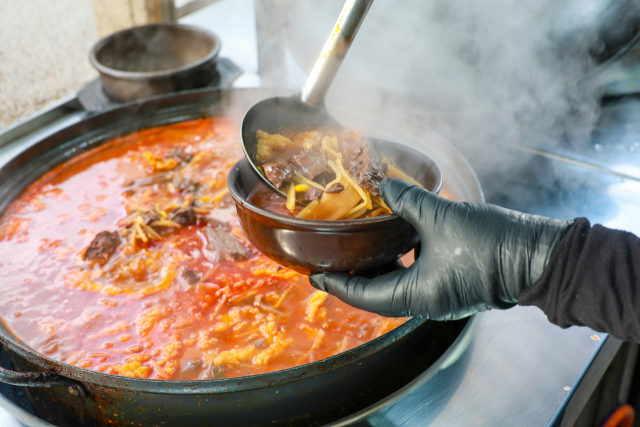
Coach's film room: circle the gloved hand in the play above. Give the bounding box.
[309,178,574,320]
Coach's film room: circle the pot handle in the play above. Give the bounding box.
[0,365,78,388]
[0,345,87,395]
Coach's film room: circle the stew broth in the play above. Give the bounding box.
[0,118,406,380]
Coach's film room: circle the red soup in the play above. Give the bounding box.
[0,118,406,380]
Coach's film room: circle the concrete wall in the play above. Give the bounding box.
[0,0,99,129]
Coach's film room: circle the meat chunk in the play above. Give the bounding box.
[289,154,327,180]
[142,210,161,225]
[181,269,201,285]
[170,206,196,226]
[169,149,193,164]
[304,187,323,202]
[84,231,121,264]
[124,172,174,187]
[325,183,344,194]
[261,160,293,189]
[173,177,200,194]
[341,135,387,196]
[205,227,247,262]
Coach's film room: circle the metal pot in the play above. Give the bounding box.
[0,88,475,426]
[89,24,221,102]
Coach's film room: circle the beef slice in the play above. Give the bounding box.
[289,154,327,180]
[342,136,386,196]
[261,159,293,189]
[304,187,323,202]
[84,231,121,264]
[125,172,174,187]
[173,177,200,194]
[181,269,202,285]
[204,227,248,262]
[170,206,197,226]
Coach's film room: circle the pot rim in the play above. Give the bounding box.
[89,23,222,80]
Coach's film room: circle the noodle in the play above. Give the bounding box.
[367,207,387,218]
[286,182,296,212]
[386,164,423,188]
[348,202,367,216]
[134,223,148,243]
[296,200,319,219]
[334,153,372,209]
[331,136,339,151]
[347,204,368,219]
[324,160,342,190]
[150,219,182,228]
[302,183,361,220]
[293,173,325,191]
[322,137,338,159]
[371,196,392,214]
[210,188,230,204]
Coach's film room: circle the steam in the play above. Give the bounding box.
[255,0,604,189]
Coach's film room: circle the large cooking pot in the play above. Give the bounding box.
[89,24,221,102]
[0,88,481,426]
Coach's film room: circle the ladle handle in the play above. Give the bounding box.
[299,0,374,107]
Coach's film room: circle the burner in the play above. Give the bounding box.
[77,57,242,113]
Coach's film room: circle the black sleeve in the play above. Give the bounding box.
[518,218,640,343]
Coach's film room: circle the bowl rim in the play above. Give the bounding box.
[89,23,222,80]
[228,153,442,230]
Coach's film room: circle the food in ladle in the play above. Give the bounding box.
[254,128,422,220]
[0,118,406,380]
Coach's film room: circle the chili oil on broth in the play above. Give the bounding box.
[0,118,405,380]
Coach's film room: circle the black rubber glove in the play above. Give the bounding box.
[309,178,574,320]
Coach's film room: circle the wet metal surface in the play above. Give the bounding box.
[531,97,640,183]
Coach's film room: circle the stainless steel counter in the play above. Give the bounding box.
[331,311,616,427]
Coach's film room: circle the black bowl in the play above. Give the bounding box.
[89,23,221,102]
[228,139,442,274]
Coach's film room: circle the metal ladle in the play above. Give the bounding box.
[241,0,375,202]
